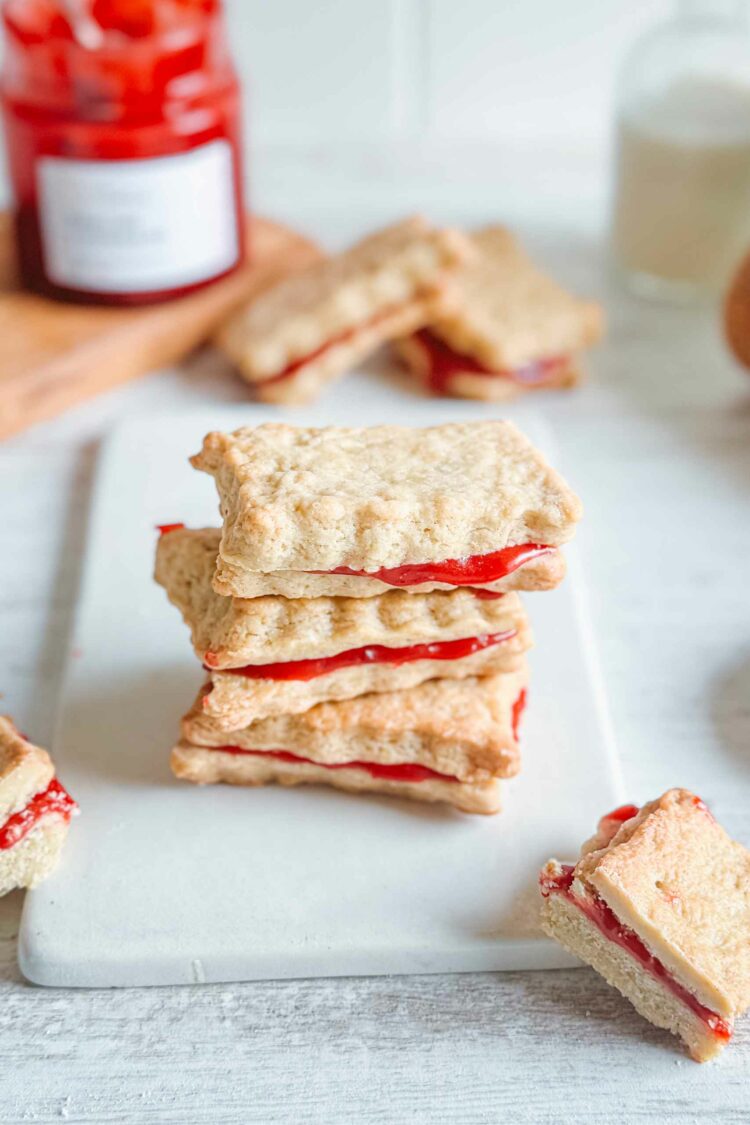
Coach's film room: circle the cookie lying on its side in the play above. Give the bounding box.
[0,716,77,896]
[540,790,750,1062]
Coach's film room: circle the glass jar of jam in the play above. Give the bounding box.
[0,0,245,304]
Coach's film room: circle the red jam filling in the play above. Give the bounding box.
[512,688,527,742]
[208,686,527,784]
[602,803,640,824]
[207,628,517,679]
[540,865,732,1043]
[212,745,460,784]
[156,523,185,536]
[412,329,570,395]
[316,543,555,588]
[261,305,404,385]
[0,778,77,851]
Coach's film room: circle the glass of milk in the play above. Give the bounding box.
[611,1,750,302]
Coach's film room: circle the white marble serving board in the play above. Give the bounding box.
[19,391,622,987]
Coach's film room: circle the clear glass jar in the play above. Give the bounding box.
[611,1,750,302]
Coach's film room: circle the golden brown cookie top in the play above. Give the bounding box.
[431,225,603,369]
[192,420,582,575]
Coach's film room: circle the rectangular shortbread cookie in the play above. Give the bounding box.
[191,420,581,598]
[215,216,473,405]
[154,526,531,666]
[0,716,76,896]
[182,668,527,788]
[540,790,750,1062]
[450,226,603,365]
[171,744,503,815]
[202,636,528,728]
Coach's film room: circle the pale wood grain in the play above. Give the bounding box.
[0,216,321,441]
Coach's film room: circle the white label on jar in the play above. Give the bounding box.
[37,140,239,293]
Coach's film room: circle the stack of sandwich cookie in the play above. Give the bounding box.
[156,420,581,813]
[155,527,530,727]
[0,716,77,896]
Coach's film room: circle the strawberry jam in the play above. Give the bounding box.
[213,745,459,784]
[260,305,404,384]
[317,543,555,588]
[512,688,527,741]
[156,522,185,537]
[540,865,732,1042]
[208,628,517,679]
[603,803,640,824]
[0,778,77,850]
[411,329,570,395]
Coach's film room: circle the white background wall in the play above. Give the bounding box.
[0,2,669,221]
[224,0,670,147]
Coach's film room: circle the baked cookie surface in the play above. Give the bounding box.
[192,420,582,592]
[155,525,530,667]
[182,668,527,786]
[540,790,750,1061]
[396,226,602,399]
[0,716,77,895]
[216,216,472,404]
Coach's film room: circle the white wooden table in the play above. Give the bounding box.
[1,147,749,1123]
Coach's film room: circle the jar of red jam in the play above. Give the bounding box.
[0,0,245,304]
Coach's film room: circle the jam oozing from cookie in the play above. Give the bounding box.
[602,803,640,824]
[411,329,571,395]
[314,543,555,587]
[540,866,732,1042]
[212,745,460,784]
[512,688,527,742]
[260,306,404,384]
[0,778,77,851]
[156,523,185,536]
[207,629,518,679]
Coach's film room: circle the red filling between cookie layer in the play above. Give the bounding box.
[539,864,732,1043]
[412,329,570,395]
[602,803,641,824]
[0,778,77,851]
[206,685,526,785]
[260,306,404,385]
[207,628,518,678]
[314,543,555,587]
[512,688,527,742]
[211,745,461,784]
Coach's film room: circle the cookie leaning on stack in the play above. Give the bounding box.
[156,420,581,814]
[395,226,604,400]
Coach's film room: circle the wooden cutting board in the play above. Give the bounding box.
[0,215,322,441]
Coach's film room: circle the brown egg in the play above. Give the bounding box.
[724,251,750,369]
